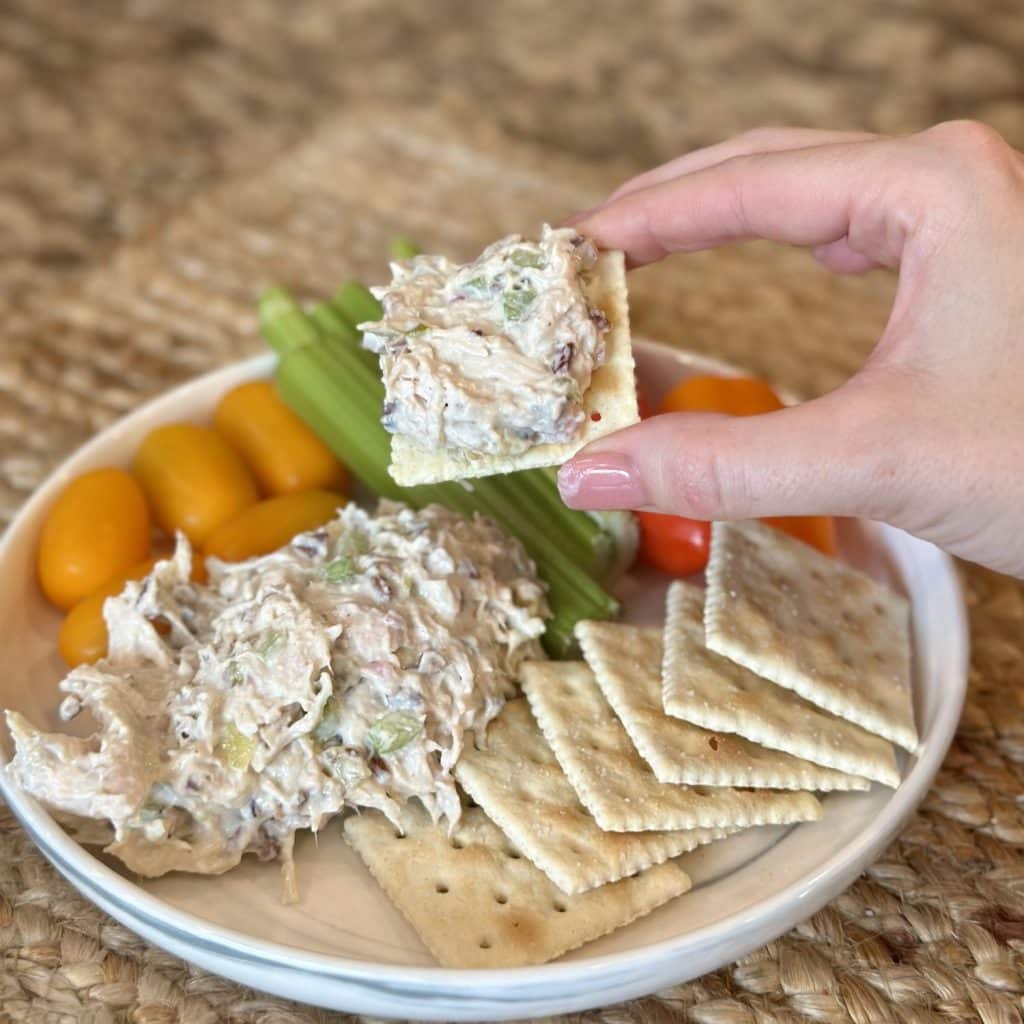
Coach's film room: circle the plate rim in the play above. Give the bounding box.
[0,338,968,1001]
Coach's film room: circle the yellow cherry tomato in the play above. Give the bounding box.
[58,553,207,667]
[37,468,152,610]
[133,424,259,545]
[203,490,346,563]
[214,381,348,496]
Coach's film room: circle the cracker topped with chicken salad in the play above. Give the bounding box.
[360,225,639,484]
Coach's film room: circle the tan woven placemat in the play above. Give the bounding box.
[2,105,1024,1024]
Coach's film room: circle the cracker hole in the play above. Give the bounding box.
[479,938,492,949]
[872,651,885,664]
[506,850,522,860]
[872,602,885,616]
[708,736,719,751]
[436,883,449,894]
[553,901,568,913]
[495,893,508,905]
[394,831,406,840]
[450,838,464,850]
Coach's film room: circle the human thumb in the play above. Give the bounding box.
[557,388,903,522]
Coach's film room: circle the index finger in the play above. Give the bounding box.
[576,139,894,267]
[606,127,880,203]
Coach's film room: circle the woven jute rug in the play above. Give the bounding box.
[2,104,1024,1024]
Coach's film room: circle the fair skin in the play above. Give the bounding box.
[557,121,1024,577]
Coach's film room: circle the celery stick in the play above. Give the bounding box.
[510,468,613,576]
[334,281,383,328]
[309,302,379,375]
[308,302,359,347]
[389,236,421,260]
[260,287,321,356]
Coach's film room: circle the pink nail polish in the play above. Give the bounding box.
[557,453,647,510]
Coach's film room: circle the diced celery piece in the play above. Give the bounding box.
[366,711,422,754]
[219,722,255,771]
[509,249,545,269]
[502,287,536,321]
[258,629,285,658]
[325,556,355,583]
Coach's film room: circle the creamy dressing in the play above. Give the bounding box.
[6,502,548,899]
[361,225,609,455]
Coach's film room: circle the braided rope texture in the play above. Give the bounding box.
[1,3,1023,1021]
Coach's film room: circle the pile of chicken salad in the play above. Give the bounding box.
[7,501,548,900]
[360,224,609,456]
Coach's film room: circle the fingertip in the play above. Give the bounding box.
[556,451,648,510]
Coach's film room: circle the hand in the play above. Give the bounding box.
[557,122,1024,576]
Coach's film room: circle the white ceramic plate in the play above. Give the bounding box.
[0,340,967,1021]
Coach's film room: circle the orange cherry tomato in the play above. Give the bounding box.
[214,381,348,496]
[659,375,785,417]
[58,552,206,667]
[203,490,346,563]
[133,424,259,545]
[636,511,711,576]
[37,468,152,610]
[761,515,838,557]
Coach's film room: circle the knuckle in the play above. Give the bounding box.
[664,426,749,520]
[856,446,908,523]
[889,120,1021,240]
[920,119,1020,184]
[836,376,915,522]
[925,118,1008,157]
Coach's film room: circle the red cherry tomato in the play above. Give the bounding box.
[636,511,711,576]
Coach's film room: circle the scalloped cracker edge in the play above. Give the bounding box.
[704,521,917,753]
[454,699,731,895]
[664,582,898,787]
[389,249,638,484]
[343,802,690,968]
[574,621,869,792]
[521,659,823,832]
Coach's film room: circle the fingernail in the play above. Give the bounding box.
[557,452,647,509]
